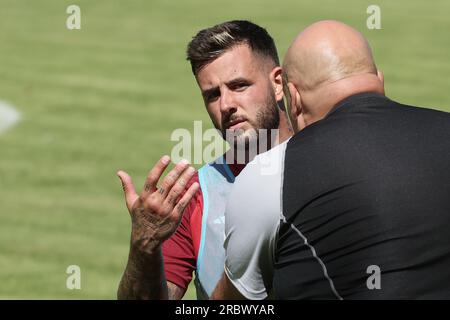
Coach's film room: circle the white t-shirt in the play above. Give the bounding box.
[224,141,288,299]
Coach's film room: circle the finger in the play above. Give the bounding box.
[117,170,139,211]
[142,155,171,197]
[171,182,200,222]
[164,166,196,209]
[158,159,190,198]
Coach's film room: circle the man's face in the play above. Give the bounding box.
[196,44,280,147]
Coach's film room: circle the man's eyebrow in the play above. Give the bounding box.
[226,77,251,87]
[201,86,219,98]
[201,77,251,98]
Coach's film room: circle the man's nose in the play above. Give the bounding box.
[219,89,237,114]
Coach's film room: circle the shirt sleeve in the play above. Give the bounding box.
[162,174,202,290]
[223,147,284,299]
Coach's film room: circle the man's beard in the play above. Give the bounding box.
[223,89,280,156]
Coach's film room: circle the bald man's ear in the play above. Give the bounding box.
[270,67,284,102]
[377,70,384,84]
[287,83,302,115]
[286,82,303,132]
[377,70,385,94]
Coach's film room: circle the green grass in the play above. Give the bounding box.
[0,0,449,299]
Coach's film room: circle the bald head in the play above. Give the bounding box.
[284,20,377,90]
[283,20,384,131]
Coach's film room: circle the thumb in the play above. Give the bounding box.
[117,170,139,211]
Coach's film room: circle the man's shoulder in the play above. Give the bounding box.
[237,141,288,181]
[399,103,450,124]
[290,96,450,147]
[227,142,287,223]
[198,155,245,181]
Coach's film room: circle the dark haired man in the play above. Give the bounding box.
[117,20,291,299]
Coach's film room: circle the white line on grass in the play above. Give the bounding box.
[0,101,21,134]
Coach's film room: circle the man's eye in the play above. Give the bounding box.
[233,83,249,91]
[205,93,219,103]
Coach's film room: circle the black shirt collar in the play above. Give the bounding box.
[325,92,388,119]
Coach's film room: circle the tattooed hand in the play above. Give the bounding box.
[117,156,199,255]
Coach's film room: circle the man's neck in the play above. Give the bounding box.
[304,75,385,126]
[278,111,294,143]
[224,125,290,165]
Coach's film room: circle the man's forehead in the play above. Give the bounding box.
[196,45,266,88]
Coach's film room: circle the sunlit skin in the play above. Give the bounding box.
[283,20,384,131]
[195,44,284,147]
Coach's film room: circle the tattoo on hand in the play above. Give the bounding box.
[176,202,185,214]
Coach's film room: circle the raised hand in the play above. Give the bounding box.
[117,156,199,255]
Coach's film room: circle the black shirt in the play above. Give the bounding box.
[275,92,450,299]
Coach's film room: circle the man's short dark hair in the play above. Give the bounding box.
[186,20,280,75]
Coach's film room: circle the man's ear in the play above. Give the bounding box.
[270,66,284,102]
[287,83,300,116]
[377,69,385,95]
[286,82,302,132]
[377,69,385,84]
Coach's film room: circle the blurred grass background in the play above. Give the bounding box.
[0,0,449,299]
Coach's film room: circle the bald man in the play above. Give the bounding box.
[211,20,450,299]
